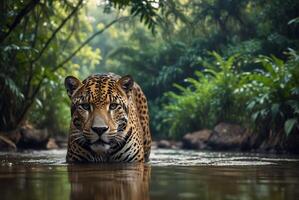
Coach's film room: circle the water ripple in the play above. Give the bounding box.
[1,148,299,166]
[150,149,299,166]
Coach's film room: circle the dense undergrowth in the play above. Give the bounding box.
[1,0,298,144]
[159,51,299,139]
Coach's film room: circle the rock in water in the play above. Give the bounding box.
[17,127,49,149]
[182,129,213,150]
[208,123,250,150]
[46,138,59,149]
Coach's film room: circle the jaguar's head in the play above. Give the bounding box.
[64,74,134,154]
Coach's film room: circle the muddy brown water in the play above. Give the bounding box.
[0,149,299,200]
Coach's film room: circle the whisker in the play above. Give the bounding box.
[71,133,82,136]
[71,135,86,145]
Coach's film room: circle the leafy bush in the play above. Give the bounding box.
[237,49,299,136]
[160,52,247,138]
[29,77,71,136]
[161,50,299,139]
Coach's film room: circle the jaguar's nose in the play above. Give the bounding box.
[91,126,108,136]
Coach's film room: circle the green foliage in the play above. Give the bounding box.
[104,0,162,33]
[0,0,163,132]
[162,50,299,139]
[160,53,246,138]
[0,0,101,132]
[237,50,299,136]
[1,0,299,144]
[288,17,299,25]
[29,76,71,135]
[98,0,299,140]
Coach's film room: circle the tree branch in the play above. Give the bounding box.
[15,17,127,128]
[31,8,42,48]
[16,76,44,127]
[30,0,84,64]
[23,10,43,99]
[0,0,40,43]
[61,19,77,51]
[53,17,128,72]
[23,0,83,101]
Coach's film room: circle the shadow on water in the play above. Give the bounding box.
[0,149,299,200]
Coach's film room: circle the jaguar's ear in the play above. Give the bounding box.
[117,75,134,94]
[65,76,82,98]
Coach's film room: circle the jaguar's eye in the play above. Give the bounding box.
[109,103,118,110]
[80,103,91,111]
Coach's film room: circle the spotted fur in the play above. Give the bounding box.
[64,73,151,163]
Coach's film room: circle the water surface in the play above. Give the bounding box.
[0,149,299,200]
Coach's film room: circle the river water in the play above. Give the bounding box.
[0,148,299,200]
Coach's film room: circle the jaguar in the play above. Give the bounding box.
[64,73,151,162]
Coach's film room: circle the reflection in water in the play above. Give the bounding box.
[1,149,299,200]
[67,163,150,200]
[0,165,70,200]
[150,165,299,200]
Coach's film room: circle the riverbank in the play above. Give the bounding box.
[0,123,66,152]
[1,122,299,154]
[155,122,299,154]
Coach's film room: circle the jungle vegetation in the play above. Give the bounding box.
[1,0,298,142]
